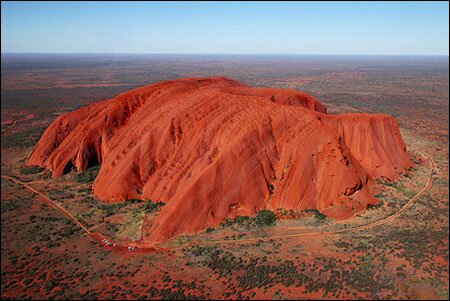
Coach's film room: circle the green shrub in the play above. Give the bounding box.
[221,215,252,228]
[72,165,100,183]
[367,201,383,210]
[304,209,327,221]
[221,210,276,228]
[141,201,165,213]
[20,166,43,175]
[125,199,142,204]
[255,209,276,226]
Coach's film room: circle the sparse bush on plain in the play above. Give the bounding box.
[20,166,43,175]
[304,209,327,221]
[220,209,276,229]
[72,165,100,183]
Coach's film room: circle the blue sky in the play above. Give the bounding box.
[1,1,449,55]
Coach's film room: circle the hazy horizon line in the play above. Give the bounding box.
[2,52,449,57]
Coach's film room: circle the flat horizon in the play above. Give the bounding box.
[2,52,449,57]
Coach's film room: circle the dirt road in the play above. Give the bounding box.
[2,175,93,235]
[1,150,435,252]
[1,175,158,253]
[1,120,18,134]
[168,150,435,249]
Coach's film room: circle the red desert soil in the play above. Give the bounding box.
[26,77,412,243]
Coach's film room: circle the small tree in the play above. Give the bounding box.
[255,209,276,226]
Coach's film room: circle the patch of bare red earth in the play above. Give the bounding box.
[26,77,412,245]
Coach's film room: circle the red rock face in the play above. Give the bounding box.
[27,77,412,243]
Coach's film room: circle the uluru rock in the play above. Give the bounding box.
[27,77,412,243]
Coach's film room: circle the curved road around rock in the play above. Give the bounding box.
[1,151,435,253]
[166,150,436,249]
